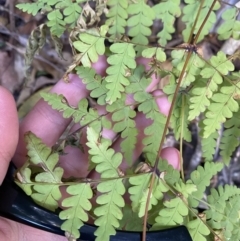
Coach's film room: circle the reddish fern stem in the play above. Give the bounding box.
[142,0,218,240]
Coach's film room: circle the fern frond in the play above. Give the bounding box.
[141,103,167,163]
[217,7,240,40]
[153,0,181,46]
[182,0,220,42]
[17,0,86,37]
[16,2,45,16]
[41,92,101,131]
[171,94,191,141]
[187,162,223,208]
[158,159,180,186]
[106,97,137,166]
[171,49,205,88]
[153,197,188,228]
[188,78,211,121]
[105,43,136,103]
[86,127,125,241]
[128,173,151,213]
[94,179,125,241]
[59,183,93,240]
[86,127,123,178]
[24,132,63,211]
[203,84,239,138]
[15,168,33,196]
[47,9,66,37]
[187,216,210,241]
[206,185,240,241]
[129,173,169,218]
[62,2,82,25]
[119,205,143,231]
[75,66,108,105]
[106,0,128,40]
[200,51,234,93]
[73,25,108,67]
[201,131,218,161]
[142,47,166,62]
[205,185,240,230]
[219,110,240,164]
[127,0,155,54]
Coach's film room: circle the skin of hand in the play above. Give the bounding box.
[0,57,180,241]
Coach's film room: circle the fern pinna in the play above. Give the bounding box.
[15,0,240,240]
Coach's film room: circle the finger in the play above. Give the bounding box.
[136,57,160,92]
[13,56,108,167]
[160,147,180,170]
[58,107,116,178]
[13,75,89,167]
[0,217,66,241]
[0,87,18,184]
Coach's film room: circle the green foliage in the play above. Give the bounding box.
[171,94,191,141]
[217,8,240,40]
[182,0,220,43]
[16,1,240,240]
[203,84,240,138]
[73,26,108,67]
[17,132,63,211]
[187,217,210,241]
[127,0,155,54]
[153,0,181,46]
[75,66,108,105]
[105,42,136,103]
[201,131,218,161]
[142,47,166,62]
[60,183,93,239]
[41,92,102,131]
[16,0,86,37]
[187,162,223,208]
[154,197,188,228]
[205,185,240,240]
[219,111,240,164]
[106,97,138,165]
[86,127,125,241]
[106,0,128,40]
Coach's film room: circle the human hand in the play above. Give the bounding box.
[0,86,66,241]
[0,57,180,240]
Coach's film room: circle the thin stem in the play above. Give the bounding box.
[193,0,217,44]
[142,51,192,241]
[187,0,205,43]
[180,95,185,182]
[142,172,156,241]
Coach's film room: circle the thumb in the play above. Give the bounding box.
[0,87,18,184]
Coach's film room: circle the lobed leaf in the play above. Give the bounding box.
[106,0,128,40]
[107,98,137,165]
[105,42,136,103]
[153,0,181,46]
[219,111,240,164]
[94,179,125,241]
[60,183,93,239]
[187,217,210,241]
[127,0,155,53]
[75,66,108,105]
[187,162,223,208]
[73,26,108,67]
[153,197,188,229]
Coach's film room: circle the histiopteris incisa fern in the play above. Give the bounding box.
[14,0,240,241]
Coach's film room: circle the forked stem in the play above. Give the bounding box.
[142,0,218,240]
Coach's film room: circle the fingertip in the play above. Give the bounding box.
[0,87,18,184]
[92,55,108,76]
[160,147,180,170]
[152,90,171,116]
